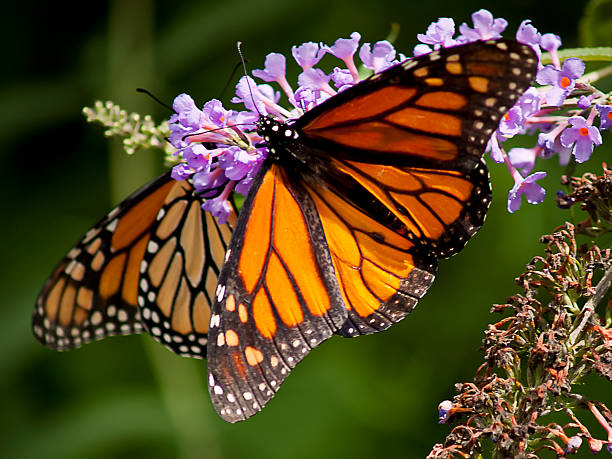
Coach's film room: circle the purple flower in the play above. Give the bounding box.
[171,163,192,181]
[321,32,361,82]
[202,99,235,128]
[536,58,585,106]
[577,95,591,109]
[458,9,508,42]
[517,87,542,118]
[293,86,330,111]
[192,169,228,196]
[252,53,287,82]
[507,171,547,213]
[292,42,324,70]
[560,116,602,163]
[183,143,212,171]
[298,68,332,91]
[488,134,505,163]
[498,106,524,137]
[508,147,538,175]
[413,44,434,57]
[437,400,453,424]
[232,76,268,116]
[540,33,561,52]
[516,20,540,46]
[202,195,233,224]
[537,127,572,166]
[218,146,258,181]
[170,93,204,129]
[331,67,354,91]
[597,104,612,131]
[359,40,397,73]
[417,17,457,49]
[564,436,582,455]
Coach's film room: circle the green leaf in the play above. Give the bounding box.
[541,47,612,64]
[579,0,612,46]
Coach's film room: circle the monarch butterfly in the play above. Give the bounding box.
[33,39,537,422]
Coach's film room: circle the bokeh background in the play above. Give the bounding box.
[2,0,611,458]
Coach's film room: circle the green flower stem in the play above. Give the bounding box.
[581,63,612,84]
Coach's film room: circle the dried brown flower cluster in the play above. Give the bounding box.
[429,165,612,458]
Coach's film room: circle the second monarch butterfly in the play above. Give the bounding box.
[33,39,537,422]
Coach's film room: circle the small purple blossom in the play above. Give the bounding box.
[171,163,193,181]
[331,67,354,91]
[516,20,541,58]
[517,87,542,118]
[297,68,333,93]
[359,40,397,73]
[417,17,457,49]
[292,42,324,70]
[560,116,602,163]
[597,104,612,131]
[438,400,453,424]
[536,58,585,106]
[202,195,233,224]
[321,32,361,82]
[540,33,561,52]
[498,106,524,137]
[507,171,547,213]
[232,76,268,116]
[564,436,582,455]
[458,9,507,42]
[252,53,287,82]
[508,147,538,175]
[577,95,591,109]
[488,134,505,163]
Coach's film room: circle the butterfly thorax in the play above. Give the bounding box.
[256,115,304,165]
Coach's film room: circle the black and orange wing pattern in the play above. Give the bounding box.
[206,163,346,421]
[33,172,233,358]
[207,40,537,421]
[290,40,536,336]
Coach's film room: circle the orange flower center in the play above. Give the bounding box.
[503,113,510,121]
[608,112,612,121]
[579,127,589,136]
[560,76,571,88]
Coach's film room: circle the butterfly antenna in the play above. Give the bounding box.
[220,60,247,100]
[237,41,261,117]
[136,88,173,112]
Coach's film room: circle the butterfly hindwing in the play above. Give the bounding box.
[137,180,235,358]
[206,163,347,422]
[33,172,233,357]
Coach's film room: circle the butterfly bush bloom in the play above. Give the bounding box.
[507,171,547,213]
[536,58,585,106]
[560,116,602,163]
[167,32,407,223]
[414,9,609,212]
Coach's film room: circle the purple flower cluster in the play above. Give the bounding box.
[168,33,406,223]
[412,9,610,212]
[169,9,610,221]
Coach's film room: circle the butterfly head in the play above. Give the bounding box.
[256,114,300,162]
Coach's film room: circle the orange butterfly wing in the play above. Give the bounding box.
[206,40,537,422]
[33,172,233,357]
[206,163,346,421]
[292,40,535,336]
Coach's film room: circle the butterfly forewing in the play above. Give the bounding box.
[206,163,347,422]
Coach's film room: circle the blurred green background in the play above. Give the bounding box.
[2,1,611,458]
